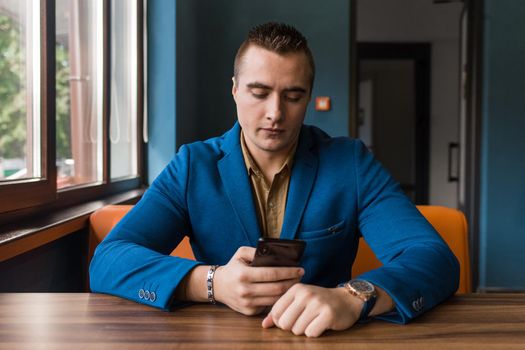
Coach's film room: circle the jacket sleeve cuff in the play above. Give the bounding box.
[158,258,204,310]
[357,269,427,324]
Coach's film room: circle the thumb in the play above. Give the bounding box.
[261,314,275,329]
[234,246,256,263]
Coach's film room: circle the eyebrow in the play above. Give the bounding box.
[246,82,307,94]
[246,82,271,90]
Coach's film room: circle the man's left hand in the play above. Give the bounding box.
[261,283,363,337]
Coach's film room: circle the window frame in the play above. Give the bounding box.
[0,0,145,221]
[0,0,57,213]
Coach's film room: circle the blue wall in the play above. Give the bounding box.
[147,0,177,184]
[148,0,352,182]
[177,0,351,147]
[479,0,525,289]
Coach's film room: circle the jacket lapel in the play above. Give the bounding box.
[280,126,318,240]
[218,123,262,246]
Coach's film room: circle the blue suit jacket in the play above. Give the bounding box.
[90,123,459,323]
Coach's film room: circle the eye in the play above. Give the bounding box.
[252,92,268,99]
[285,94,303,103]
[250,88,268,100]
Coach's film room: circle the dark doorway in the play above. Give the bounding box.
[357,43,431,204]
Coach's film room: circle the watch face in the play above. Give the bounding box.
[350,279,374,294]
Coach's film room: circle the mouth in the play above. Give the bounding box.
[261,127,285,134]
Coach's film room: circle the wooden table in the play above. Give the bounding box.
[1,293,524,349]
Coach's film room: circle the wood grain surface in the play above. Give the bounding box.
[1,293,524,349]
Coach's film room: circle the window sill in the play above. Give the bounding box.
[0,188,145,263]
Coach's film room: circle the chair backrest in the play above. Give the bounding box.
[89,204,471,293]
[88,205,195,269]
[352,205,472,294]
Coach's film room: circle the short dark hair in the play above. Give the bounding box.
[233,22,315,91]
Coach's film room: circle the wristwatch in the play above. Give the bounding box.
[342,279,377,322]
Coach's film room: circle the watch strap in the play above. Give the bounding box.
[358,294,377,323]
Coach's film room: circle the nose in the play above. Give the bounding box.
[265,94,283,123]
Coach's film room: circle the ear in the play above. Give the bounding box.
[231,77,237,98]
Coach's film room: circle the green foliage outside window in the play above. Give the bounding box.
[56,43,71,160]
[0,14,26,160]
[0,13,71,167]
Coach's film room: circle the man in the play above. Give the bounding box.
[90,22,459,337]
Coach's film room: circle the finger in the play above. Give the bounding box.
[248,279,300,298]
[290,307,320,336]
[267,287,297,326]
[275,300,307,331]
[261,314,274,328]
[248,266,304,283]
[304,312,331,338]
[234,246,257,263]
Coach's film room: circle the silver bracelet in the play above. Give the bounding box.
[206,265,219,304]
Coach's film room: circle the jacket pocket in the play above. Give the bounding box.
[299,219,346,240]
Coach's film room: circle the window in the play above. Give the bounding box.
[56,0,103,189]
[0,0,145,216]
[110,0,139,180]
[0,1,42,182]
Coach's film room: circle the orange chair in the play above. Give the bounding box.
[88,205,195,269]
[89,204,471,293]
[352,205,471,294]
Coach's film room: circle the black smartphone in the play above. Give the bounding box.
[251,238,306,267]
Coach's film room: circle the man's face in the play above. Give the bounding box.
[232,45,312,159]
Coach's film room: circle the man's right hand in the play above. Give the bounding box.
[213,246,304,315]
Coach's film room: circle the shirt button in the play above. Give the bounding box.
[269,202,275,208]
[150,291,156,302]
[138,289,145,299]
[144,290,151,301]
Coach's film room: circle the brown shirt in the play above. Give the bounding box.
[240,132,297,238]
